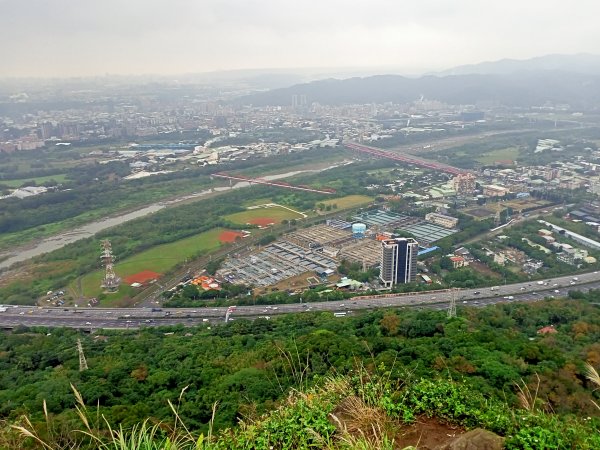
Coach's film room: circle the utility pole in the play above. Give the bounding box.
[77,339,88,371]
[447,288,457,319]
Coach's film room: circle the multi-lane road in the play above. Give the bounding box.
[2,271,600,330]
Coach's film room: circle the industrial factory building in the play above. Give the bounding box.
[217,210,442,291]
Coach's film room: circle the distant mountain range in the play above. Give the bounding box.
[235,54,600,108]
[434,53,600,76]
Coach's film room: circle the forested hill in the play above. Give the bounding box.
[234,71,600,108]
[435,53,600,76]
[3,294,600,448]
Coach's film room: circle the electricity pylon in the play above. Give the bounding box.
[447,288,457,319]
[77,339,88,371]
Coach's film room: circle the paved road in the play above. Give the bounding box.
[2,271,600,330]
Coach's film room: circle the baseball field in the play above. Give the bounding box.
[224,205,304,226]
[74,228,226,303]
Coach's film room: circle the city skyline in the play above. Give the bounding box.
[2,0,600,78]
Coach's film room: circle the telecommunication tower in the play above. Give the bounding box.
[447,288,457,319]
[100,240,121,292]
[77,339,88,371]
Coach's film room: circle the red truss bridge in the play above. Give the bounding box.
[211,172,336,194]
[345,142,468,176]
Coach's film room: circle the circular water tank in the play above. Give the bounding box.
[352,222,367,236]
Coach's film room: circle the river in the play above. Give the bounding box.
[0,163,351,271]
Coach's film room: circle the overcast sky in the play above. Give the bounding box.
[1,0,600,78]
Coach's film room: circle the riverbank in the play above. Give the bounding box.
[0,161,352,273]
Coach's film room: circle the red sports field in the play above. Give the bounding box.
[124,270,162,285]
[219,230,245,243]
[248,217,275,227]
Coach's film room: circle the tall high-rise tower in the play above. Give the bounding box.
[100,240,121,292]
[379,238,419,288]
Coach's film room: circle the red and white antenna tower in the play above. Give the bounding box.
[100,240,121,292]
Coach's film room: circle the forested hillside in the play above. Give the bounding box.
[2,294,600,448]
[236,72,600,108]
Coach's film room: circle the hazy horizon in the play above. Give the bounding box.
[2,0,600,78]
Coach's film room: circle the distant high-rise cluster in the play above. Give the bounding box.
[451,173,476,194]
[379,238,418,287]
[291,94,307,109]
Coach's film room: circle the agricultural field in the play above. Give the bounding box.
[1,173,68,188]
[502,198,552,212]
[475,147,520,164]
[224,205,304,226]
[321,195,373,209]
[463,199,552,220]
[463,206,498,219]
[73,228,226,303]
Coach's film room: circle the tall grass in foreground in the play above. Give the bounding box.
[5,364,600,449]
[584,362,600,411]
[8,384,216,450]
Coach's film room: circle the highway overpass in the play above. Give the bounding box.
[1,271,599,330]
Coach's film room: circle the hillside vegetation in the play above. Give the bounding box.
[2,294,600,448]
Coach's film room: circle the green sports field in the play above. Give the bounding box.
[74,228,225,303]
[224,206,304,225]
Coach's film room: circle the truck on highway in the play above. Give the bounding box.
[0,307,7,313]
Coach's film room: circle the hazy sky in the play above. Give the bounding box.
[1,0,600,77]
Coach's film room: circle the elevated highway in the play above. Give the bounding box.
[1,271,599,330]
[345,142,468,176]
